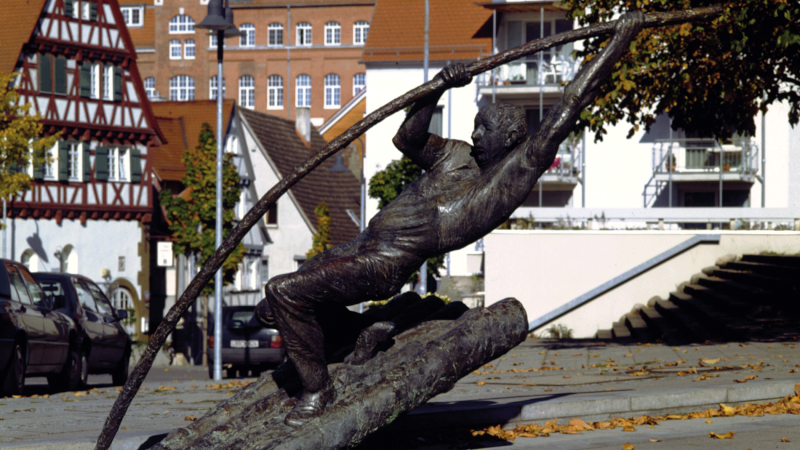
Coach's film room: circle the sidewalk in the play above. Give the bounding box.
[0,338,797,449]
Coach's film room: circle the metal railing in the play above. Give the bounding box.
[545,138,582,179]
[652,138,759,175]
[478,52,581,87]
[528,234,721,331]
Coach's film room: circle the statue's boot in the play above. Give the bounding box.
[284,380,337,427]
[344,321,396,366]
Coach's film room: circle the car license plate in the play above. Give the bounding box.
[230,340,259,348]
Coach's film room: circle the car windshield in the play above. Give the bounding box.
[37,279,68,311]
[72,277,97,312]
[229,310,257,327]
[84,280,114,316]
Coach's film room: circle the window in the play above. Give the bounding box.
[43,142,57,180]
[267,75,283,109]
[169,39,181,59]
[103,64,113,99]
[239,75,254,109]
[108,147,128,181]
[354,21,369,45]
[324,22,340,46]
[268,23,283,46]
[184,39,195,59]
[7,265,32,304]
[209,75,226,100]
[144,77,155,98]
[169,14,194,33]
[67,142,81,180]
[91,62,101,99]
[121,6,143,27]
[240,23,255,47]
[72,277,97,311]
[225,135,239,154]
[296,22,312,46]
[38,54,67,95]
[266,202,278,226]
[324,73,340,108]
[296,74,311,107]
[353,72,365,95]
[210,34,218,48]
[169,75,195,101]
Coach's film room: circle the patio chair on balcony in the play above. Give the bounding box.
[541,55,562,84]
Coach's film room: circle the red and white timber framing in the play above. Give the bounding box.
[9,0,163,225]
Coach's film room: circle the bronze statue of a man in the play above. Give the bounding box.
[257,11,644,427]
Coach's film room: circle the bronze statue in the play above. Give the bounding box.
[257,11,644,427]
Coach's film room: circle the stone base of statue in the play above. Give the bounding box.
[150,295,528,450]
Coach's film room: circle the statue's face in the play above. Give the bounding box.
[470,114,508,168]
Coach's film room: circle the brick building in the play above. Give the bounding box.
[121,0,374,127]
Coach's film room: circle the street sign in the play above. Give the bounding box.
[157,241,173,267]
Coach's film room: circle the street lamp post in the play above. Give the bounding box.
[197,0,237,382]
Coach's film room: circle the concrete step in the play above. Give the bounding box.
[682,284,755,317]
[596,329,613,340]
[710,268,795,292]
[741,254,800,268]
[654,299,712,343]
[639,307,692,345]
[625,312,660,342]
[696,274,774,304]
[725,260,800,281]
[668,291,754,341]
[612,322,632,340]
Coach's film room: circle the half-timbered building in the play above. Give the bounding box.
[2,0,165,341]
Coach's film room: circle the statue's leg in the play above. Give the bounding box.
[263,251,413,427]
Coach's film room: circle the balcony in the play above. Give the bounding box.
[477,51,581,99]
[652,138,759,183]
[521,138,582,207]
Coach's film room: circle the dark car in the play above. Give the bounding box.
[32,273,131,386]
[0,259,82,395]
[207,305,285,379]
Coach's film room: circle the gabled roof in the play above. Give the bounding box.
[152,116,188,182]
[319,87,366,138]
[238,107,361,246]
[361,0,492,63]
[0,0,48,74]
[150,100,235,152]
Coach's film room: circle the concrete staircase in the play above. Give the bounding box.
[596,254,800,344]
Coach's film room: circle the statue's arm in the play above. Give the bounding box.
[393,64,473,170]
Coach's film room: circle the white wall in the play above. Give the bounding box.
[10,217,143,299]
[485,230,800,338]
[239,116,314,279]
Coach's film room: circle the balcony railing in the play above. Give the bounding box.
[652,138,759,176]
[545,138,582,180]
[479,52,581,88]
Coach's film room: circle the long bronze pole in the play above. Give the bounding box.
[95,7,722,449]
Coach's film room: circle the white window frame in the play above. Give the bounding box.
[90,62,101,99]
[240,23,255,47]
[144,77,156,99]
[169,39,182,60]
[169,75,195,101]
[353,72,365,95]
[67,141,82,181]
[184,39,195,59]
[169,15,195,34]
[81,1,91,20]
[353,21,369,45]
[324,22,341,46]
[324,73,340,109]
[209,75,225,100]
[209,34,218,49]
[108,147,130,182]
[267,75,283,109]
[296,74,311,107]
[44,142,58,180]
[121,6,144,27]
[239,75,255,109]
[296,22,312,46]
[103,64,113,100]
[268,23,283,47]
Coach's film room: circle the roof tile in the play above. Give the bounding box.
[0,0,48,74]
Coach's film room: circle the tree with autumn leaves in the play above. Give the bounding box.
[564,0,799,141]
[0,72,58,220]
[160,123,244,294]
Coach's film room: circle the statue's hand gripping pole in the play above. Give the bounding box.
[95,6,722,449]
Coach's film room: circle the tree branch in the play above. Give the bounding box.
[94,6,722,449]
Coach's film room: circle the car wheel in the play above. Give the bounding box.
[2,343,26,396]
[111,350,130,386]
[48,347,82,392]
[77,349,88,389]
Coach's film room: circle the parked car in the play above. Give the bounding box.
[0,259,81,395]
[32,273,131,386]
[207,305,285,379]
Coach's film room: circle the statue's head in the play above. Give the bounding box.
[471,103,526,168]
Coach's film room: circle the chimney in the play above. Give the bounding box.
[295,107,311,143]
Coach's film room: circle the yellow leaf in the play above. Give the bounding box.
[623,443,635,450]
[649,439,662,442]
[709,431,735,439]
[568,418,594,431]
[706,418,713,423]
[623,425,636,432]
[700,358,720,364]
[477,381,485,386]
[184,416,198,421]
[781,437,791,442]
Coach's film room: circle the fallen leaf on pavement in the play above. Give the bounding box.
[700,358,720,364]
[705,419,713,423]
[569,418,593,431]
[781,437,790,442]
[709,431,735,439]
[184,416,198,421]
[734,375,759,383]
[476,381,485,386]
[622,443,635,450]
[649,439,662,442]
[622,425,636,432]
